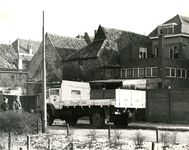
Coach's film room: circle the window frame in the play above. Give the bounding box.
[166,67,176,78]
[177,68,187,78]
[139,47,147,59]
[169,45,179,59]
[154,47,158,57]
[133,68,144,78]
[146,67,158,77]
[157,23,176,35]
[121,68,131,78]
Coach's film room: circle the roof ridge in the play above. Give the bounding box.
[101,25,149,37]
[47,32,85,41]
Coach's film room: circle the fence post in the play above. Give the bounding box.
[37,122,39,133]
[108,125,111,140]
[48,138,51,150]
[66,123,70,136]
[8,132,11,150]
[27,135,30,150]
[156,128,159,143]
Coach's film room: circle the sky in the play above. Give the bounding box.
[0,0,189,44]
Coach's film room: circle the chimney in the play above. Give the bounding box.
[27,39,32,54]
[158,33,164,58]
[84,32,92,44]
[17,38,19,52]
[18,54,22,69]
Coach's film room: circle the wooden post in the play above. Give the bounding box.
[8,132,11,150]
[108,126,111,140]
[66,123,70,136]
[37,122,39,133]
[27,135,30,150]
[48,138,51,150]
[156,128,159,143]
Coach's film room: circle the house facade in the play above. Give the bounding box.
[0,44,28,95]
[120,14,189,89]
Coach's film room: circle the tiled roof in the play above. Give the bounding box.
[65,25,151,67]
[19,55,33,61]
[148,14,189,37]
[12,38,41,54]
[0,44,17,69]
[179,15,189,34]
[67,40,104,59]
[47,32,88,59]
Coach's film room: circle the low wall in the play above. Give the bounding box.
[147,89,189,124]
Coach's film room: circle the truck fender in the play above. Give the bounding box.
[47,103,56,116]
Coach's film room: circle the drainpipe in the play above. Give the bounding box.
[158,33,165,89]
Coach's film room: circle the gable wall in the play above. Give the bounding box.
[29,35,62,82]
[63,58,102,81]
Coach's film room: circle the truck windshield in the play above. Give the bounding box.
[50,90,59,95]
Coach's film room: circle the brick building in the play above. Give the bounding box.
[0,44,28,95]
[63,25,151,82]
[120,14,189,89]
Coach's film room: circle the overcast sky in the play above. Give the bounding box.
[0,0,189,44]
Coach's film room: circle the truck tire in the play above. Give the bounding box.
[90,109,105,128]
[47,111,54,126]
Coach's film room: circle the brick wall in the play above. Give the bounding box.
[0,71,28,92]
[147,89,189,124]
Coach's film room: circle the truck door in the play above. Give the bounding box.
[49,89,60,109]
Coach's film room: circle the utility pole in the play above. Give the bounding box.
[42,11,47,133]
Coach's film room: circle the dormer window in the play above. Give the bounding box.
[139,47,147,59]
[157,23,177,35]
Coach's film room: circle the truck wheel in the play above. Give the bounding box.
[90,110,105,128]
[65,116,78,126]
[47,112,54,126]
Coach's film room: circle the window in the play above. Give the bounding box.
[133,68,144,78]
[146,67,158,77]
[169,45,179,58]
[50,89,59,95]
[153,47,158,57]
[121,68,131,78]
[157,23,177,35]
[166,67,176,77]
[177,68,186,78]
[139,47,147,59]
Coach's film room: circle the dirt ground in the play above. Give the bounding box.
[49,119,189,145]
[2,119,189,150]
